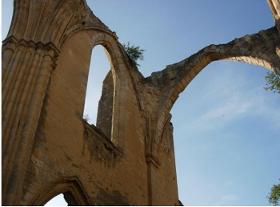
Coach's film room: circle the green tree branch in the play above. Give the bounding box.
[265,72,280,94]
[268,183,280,205]
[123,42,144,67]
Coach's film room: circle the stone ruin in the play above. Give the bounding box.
[2,0,280,205]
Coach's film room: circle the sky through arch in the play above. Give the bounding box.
[83,45,111,125]
[1,0,280,205]
[44,194,67,206]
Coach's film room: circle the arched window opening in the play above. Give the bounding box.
[44,191,81,206]
[172,61,280,205]
[44,193,68,206]
[83,45,114,138]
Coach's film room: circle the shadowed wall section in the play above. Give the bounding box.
[2,0,279,205]
[2,0,150,205]
[97,70,114,138]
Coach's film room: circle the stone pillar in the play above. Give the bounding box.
[2,36,58,205]
[97,70,114,138]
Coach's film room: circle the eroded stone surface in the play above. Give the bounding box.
[2,0,279,205]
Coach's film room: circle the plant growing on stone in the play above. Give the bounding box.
[123,42,144,67]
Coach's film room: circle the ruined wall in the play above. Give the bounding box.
[2,0,279,205]
[97,71,114,138]
[25,28,150,205]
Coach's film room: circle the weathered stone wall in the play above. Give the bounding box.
[13,25,149,205]
[97,71,114,138]
[2,0,279,205]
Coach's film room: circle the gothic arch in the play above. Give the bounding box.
[3,0,280,205]
[49,27,132,146]
[32,177,90,205]
[147,26,280,143]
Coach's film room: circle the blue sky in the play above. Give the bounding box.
[2,0,280,205]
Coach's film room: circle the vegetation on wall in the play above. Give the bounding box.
[123,42,144,67]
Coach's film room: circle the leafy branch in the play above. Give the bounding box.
[123,42,144,67]
[268,182,280,206]
[265,71,280,94]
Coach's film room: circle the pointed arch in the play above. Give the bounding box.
[83,44,114,138]
[41,25,135,151]
[145,26,280,144]
[32,177,91,205]
[44,193,68,206]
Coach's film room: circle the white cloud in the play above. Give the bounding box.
[185,67,280,132]
[197,101,251,123]
[216,194,239,205]
[188,96,253,131]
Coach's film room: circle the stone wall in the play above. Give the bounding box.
[2,0,279,205]
[97,70,114,138]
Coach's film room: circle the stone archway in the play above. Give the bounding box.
[32,177,90,206]
[2,1,146,205]
[2,0,279,205]
[143,26,280,149]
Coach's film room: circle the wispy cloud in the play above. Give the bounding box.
[184,64,280,132]
[216,194,239,205]
[190,100,252,130]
